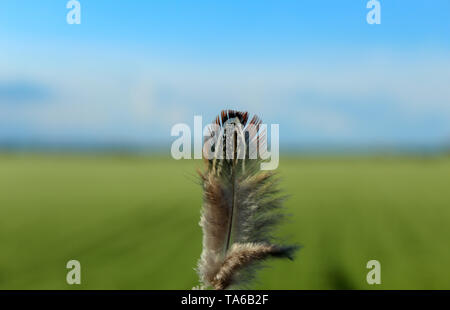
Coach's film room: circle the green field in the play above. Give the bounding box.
[0,154,449,289]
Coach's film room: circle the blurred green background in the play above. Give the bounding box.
[2,1,450,290]
[1,153,449,289]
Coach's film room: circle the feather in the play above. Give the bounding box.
[196,110,299,290]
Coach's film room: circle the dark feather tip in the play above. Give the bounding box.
[272,245,301,261]
[217,110,250,127]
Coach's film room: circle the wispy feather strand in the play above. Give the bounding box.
[196,110,298,290]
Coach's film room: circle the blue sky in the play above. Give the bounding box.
[0,1,449,150]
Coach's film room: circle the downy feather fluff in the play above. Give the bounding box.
[196,110,298,290]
